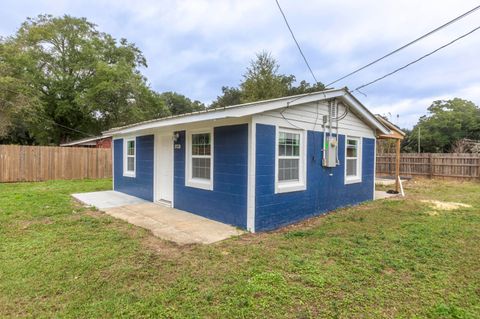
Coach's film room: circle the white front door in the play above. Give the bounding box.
[156,134,173,205]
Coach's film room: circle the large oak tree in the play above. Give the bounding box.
[0,14,170,144]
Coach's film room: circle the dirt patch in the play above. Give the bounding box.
[141,234,195,259]
[421,200,472,216]
[382,267,396,275]
[83,210,103,218]
[420,200,471,211]
[18,217,53,230]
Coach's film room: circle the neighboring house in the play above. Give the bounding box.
[60,136,112,148]
[103,88,389,232]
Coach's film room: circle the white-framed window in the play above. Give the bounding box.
[345,136,362,184]
[275,127,307,193]
[185,129,213,190]
[123,137,136,177]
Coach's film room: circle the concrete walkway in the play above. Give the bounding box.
[72,191,244,245]
[72,190,148,209]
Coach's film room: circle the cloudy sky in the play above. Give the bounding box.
[1,0,479,128]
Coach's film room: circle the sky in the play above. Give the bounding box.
[1,0,479,128]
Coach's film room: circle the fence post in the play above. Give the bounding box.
[477,154,480,179]
[428,153,433,178]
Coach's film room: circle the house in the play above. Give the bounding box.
[60,136,112,148]
[103,88,389,232]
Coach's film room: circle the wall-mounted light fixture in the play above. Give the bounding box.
[172,132,180,143]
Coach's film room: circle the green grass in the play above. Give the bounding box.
[1,179,479,318]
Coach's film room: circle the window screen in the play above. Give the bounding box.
[191,133,211,180]
[125,139,135,173]
[346,138,360,179]
[278,131,300,182]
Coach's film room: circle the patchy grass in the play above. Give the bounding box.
[0,179,479,318]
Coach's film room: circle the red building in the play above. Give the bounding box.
[60,136,112,148]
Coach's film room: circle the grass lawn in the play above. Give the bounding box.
[0,179,479,318]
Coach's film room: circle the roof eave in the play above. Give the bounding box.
[104,88,390,136]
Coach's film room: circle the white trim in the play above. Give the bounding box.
[185,128,214,191]
[344,136,362,184]
[123,137,136,178]
[60,135,106,147]
[171,132,176,208]
[274,127,307,194]
[104,88,390,136]
[153,134,158,202]
[154,132,175,204]
[112,138,115,189]
[247,119,256,232]
[373,137,377,199]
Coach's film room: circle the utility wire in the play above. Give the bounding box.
[36,113,95,138]
[0,89,95,138]
[275,0,319,85]
[326,4,480,87]
[275,0,330,129]
[354,25,480,91]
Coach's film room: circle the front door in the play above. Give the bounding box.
[156,134,173,205]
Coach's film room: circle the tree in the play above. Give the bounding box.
[287,79,325,95]
[408,98,480,152]
[0,42,41,143]
[209,86,242,109]
[240,51,294,102]
[0,14,169,145]
[210,51,325,108]
[159,92,205,116]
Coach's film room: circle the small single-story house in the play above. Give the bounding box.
[103,88,390,232]
[60,136,112,148]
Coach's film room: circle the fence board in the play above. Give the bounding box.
[377,153,480,180]
[0,145,112,182]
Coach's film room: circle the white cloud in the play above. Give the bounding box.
[368,82,480,128]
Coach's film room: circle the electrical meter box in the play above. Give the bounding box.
[323,136,338,167]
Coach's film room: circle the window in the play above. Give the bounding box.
[186,130,213,190]
[345,137,362,183]
[124,137,136,177]
[275,128,306,193]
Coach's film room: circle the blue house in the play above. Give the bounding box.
[104,88,389,232]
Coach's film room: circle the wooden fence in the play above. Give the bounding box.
[0,145,112,182]
[376,153,480,179]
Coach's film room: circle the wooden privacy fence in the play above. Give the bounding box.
[377,153,480,179]
[0,145,112,182]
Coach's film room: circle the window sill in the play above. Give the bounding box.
[186,178,213,191]
[275,181,306,194]
[123,171,136,178]
[345,178,362,185]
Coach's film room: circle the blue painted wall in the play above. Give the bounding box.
[255,124,375,232]
[113,135,154,201]
[174,124,248,228]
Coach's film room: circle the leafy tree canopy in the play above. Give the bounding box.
[0,14,171,145]
[159,91,205,116]
[404,98,480,152]
[210,51,325,108]
[209,86,242,109]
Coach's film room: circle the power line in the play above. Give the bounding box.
[274,0,319,84]
[326,4,480,87]
[0,90,95,137]
[36,113,95,137]
[354,25,480,91]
